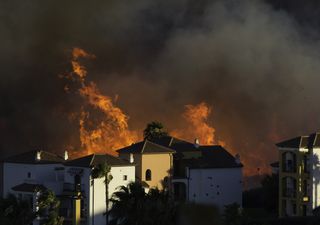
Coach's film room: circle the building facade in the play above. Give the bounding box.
[117,136,243,210]
[277,132,320,217]
[117,139,175,190]
[1,151,135,225]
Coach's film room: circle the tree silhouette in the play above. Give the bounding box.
[0,194,35,225]
[38,190,64,225]
[109,182,176,225]
[143,121,168,140]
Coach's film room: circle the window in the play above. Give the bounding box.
[123,175,127,181]
[27,172,31,178]
[145,169,152,181]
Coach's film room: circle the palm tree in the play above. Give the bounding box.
[109,182,176,225]
[109,182,147,225]
[143,121,168,140]
[91,162,113,224]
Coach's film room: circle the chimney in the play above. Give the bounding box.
[130,153,134,163]
[64,151,69,160]
[194,138,200,148]
[35,151,41,161]
[235,154,241,165]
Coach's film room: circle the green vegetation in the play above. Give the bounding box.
[38,190,64,225]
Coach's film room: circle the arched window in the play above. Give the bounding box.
[145,169,152,181]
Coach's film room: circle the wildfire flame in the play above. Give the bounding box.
[63,48,263,177]
[67,47,138,156]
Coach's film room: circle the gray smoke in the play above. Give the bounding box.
[1,0,320,173]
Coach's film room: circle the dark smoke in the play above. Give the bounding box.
[1,0,320,173]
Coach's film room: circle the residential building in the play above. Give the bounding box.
[117,136,243,210]
[1,150,135,225]
[153,136,243,209]
[117,139,175,190]
[276,132,320,217]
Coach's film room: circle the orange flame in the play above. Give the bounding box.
[68,47,138,156]
[172,102,216,145]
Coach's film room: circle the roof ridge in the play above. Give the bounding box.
[89,154,95,167]
[168,137,174,147]
[141,139,148,153]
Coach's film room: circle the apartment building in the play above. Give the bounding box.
[277,132,320,217]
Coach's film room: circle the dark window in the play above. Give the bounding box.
[145,169,152,181]
[27,172,31,178]
[217,192,220,195]
[123,175,127,181]
[216,185,220,188]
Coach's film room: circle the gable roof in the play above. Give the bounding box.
[65,154,133,168]
[180,145,243,169]
[116,139,175,154]
[3,150,65,164]
[276,132,320,149]
[151,136,201,153]
[118,135,241,169]
[12,183,47,193]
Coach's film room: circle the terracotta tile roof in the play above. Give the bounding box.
[65,154,133,168]
[3,150,65,164]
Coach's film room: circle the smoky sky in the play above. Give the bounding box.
[1,0,320,172]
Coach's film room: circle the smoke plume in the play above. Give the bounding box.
[1,0,320,175]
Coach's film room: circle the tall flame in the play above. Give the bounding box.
[67,47,138,156]
[172,102,217,145]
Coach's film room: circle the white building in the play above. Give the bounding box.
[64,154,135,225]
[1,150,135,225]
[149,136,243,210]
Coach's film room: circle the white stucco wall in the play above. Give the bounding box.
[188,167,242,209]
[89,177,106,225]
[2,163,64,197]
[108,166,135,199]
